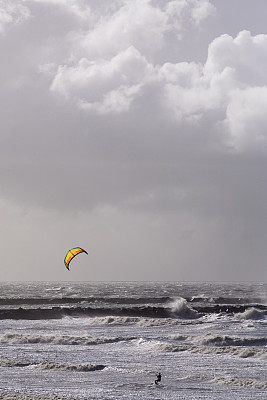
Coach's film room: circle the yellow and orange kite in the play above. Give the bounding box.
[64,247,88,270]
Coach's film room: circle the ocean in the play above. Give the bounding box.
[0,282,266,399]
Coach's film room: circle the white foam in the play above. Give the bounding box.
[38,361,105,371]
[0,358,105,372]
[138,318,180,327]
[153,342,267,359]
[189,333,267,347]
[0,392,81,400]
[168,297,199,319]
[169,334,188,340]
[0,332,134,346]
[213,376,267,389]
[83,316,139,325]
[237,307,266,320]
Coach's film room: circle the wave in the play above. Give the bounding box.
[192,303,267,315]
[168,298,199,319]
[190,296,265,305]
[0,392,78,400]
[0,358,105,372]
[188,333,267,347]
[85,316,140,325]
[0,303,200,320]
[0,296,170,306]
[39,361,105,372]
[0,300,266,320]
[1,294,264,307]
[83,315,202,327]
[0,294,266,309]
[168,333,267,348]
[0,297,202,321]
[213,376,267,390]
[236,307,266,320]
[0,393,54,400]
[154,332,267,359]
[0,332,136,346]
[153,342,267,359]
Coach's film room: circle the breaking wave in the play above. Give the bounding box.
[0,305,175,320]
[213,376,267,389]
[0,332,136,346]
[153,335,267,360]
[72,315,201,326]
[0,359,105,372]
[39,361,105,372]
[168,333,267,347]
[189,333,267,347]
[236,307,266,320]
[154,342,267,359]
[168,298,199,319]
[0,295,266,321]
[86,316,140,325]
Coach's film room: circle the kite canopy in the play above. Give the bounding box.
[64,247,88,270]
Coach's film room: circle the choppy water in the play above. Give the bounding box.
[0,281,266,399]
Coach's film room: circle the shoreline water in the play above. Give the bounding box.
[0,282,266,400]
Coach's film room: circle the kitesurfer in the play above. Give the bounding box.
[155,372,161,385]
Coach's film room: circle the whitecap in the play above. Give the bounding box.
[237,307,266,320]
[168,297,199,319]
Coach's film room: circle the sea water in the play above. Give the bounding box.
[0,282,266,399]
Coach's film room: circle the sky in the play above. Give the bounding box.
[1,0,267,282]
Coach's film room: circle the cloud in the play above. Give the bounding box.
[51,46,155,113]
[223,86,267,151]
[2,1,267,215]
[48,15,267,154]
[204,30,267,85]
[205,30,267,152]
[27,0,92,21]
[1,0,267,281]
[78,0,169,58]
[0,0,30,34]
[157,30,267,152]
[48,0,216,113]
[70,0,215,59]
[190,0,216,25]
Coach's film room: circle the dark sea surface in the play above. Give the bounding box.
[0,281,266,399]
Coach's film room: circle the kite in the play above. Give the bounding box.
[64,247,88,270]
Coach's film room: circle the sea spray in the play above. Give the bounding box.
[237,307,266,320]
[168,297,199,318]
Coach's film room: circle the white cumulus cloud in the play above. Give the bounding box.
[0,0,30,34]
[47,0,215,113]
[50,25,267,154]
[159,30,267,151]
[51,46,155,113]
[27,0,92,21]
[204,30,267,86]
[223,86,267,152]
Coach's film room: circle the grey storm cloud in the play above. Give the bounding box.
[0,0,267,282]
